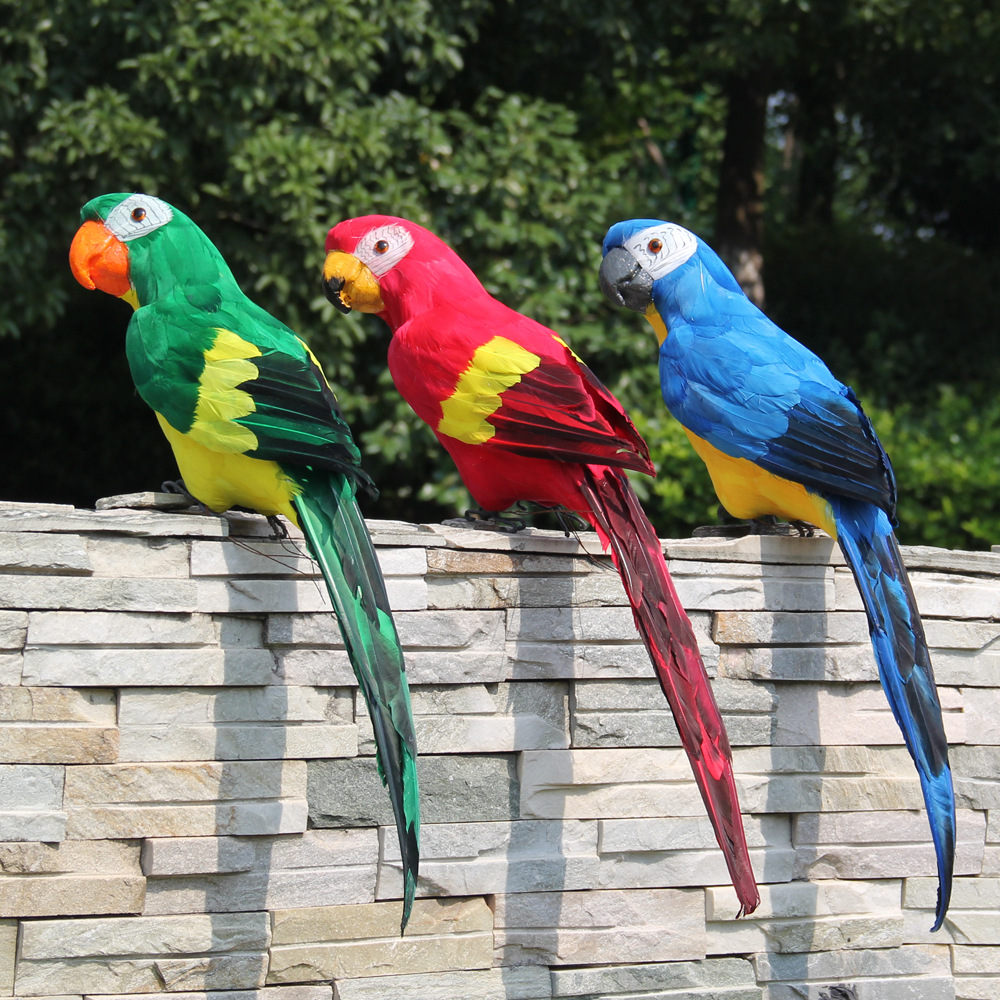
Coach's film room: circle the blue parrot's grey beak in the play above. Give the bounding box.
[599,247,653,312]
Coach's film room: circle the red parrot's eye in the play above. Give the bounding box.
[374,240,389,254]
[131,207,146,222]
[648,238,663,253]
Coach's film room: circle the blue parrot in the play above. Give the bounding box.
[599,218,955,931]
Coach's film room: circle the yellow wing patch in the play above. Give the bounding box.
[188,328,261,453]
[684,428,837,537]
[437,336,541,445]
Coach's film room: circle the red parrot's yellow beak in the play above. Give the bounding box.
[69,220,132,298]
[322,250,384,314]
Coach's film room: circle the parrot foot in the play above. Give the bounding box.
[818,987,858,1000]
[160,479,216,517]
[457,507,528,533]
[265,515,290,540]
[692,515,816,538]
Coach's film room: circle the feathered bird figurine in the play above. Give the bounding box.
[322,214,760,915]
[69,193,420,931]
[600,217,955,930]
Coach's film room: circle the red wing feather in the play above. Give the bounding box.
[485,350,654,474]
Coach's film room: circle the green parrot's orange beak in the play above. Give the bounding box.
[322,250,384,314]
[69,219,132,298]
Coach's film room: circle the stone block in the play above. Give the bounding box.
[144,829,378,914]
[506,640,657,682]
[86,535,191,579]
[493,887,705,966]
[191,540,426,580]
[268,608,505,652]
[960,687,1000,745]
[550,957,760,998]
[713,610,869,647]
[0,574,198,613]
[0,764,66,842]
[195,577,426,615]
[596,814,793,893]
[717,644,877,683]
[17,911,270,995]
[141,836,256,875]
[64,761,307,839]
[710,913,905,956]
[0,612,28,650]
[118,686,357,761]
[335,966,552,1000]
[27,609,220,646]
[573,678,774,748]
[0,655,20,687]
[358,682,568,755]
[89,990,331,1000]
[0,687,118,763]
[733,746,927,814]
[794,809,985,880]
[0,502,227,538]
[520,748,705,819]
[0,532,91,574]
[773,682,965,747]
[753,944,952,999]
[0,839,144,917]
[23,647,276,687]
[268,897,492,983]
[426,571,628,612]
[378,819,599,898]
[426,547,595,579]
[670,560,834,613]
[909,572,1000,619]
[309,754,520,828]
[0,919,15,995]
[663,533,841,566]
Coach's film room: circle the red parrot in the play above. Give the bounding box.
[321,216,759,914]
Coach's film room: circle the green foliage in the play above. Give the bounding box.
[2,0,1000,552]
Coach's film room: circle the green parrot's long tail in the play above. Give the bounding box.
[291,469,419,932]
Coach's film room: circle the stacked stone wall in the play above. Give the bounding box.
[0,498,997,999]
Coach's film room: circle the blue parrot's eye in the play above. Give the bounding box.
[648,238,663,254]
[375,240,389,254]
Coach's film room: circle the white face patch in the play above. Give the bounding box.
[353,223,414,277]
[104,194,174,242]
[624,223,698,280]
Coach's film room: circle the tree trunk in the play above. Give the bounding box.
[714,68,771,308]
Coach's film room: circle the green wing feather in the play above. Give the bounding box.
[293,468,420,930]
[127,288,374,490]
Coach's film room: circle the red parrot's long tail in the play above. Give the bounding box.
[577,466,759,915]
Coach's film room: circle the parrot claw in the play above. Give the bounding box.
[458,507,528,533]
[265,515,290,540]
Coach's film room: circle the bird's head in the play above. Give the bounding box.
[322,215,484,329]
[70,192,229,309]
[598,219,702,316]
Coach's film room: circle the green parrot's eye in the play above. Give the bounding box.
[131,207,146,222]
[374,240,389,254]
[648,238,663,254]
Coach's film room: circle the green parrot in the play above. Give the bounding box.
[69,192,420,930]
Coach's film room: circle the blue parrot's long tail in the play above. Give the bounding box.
[832,497,955,930]
[292,469,419,933]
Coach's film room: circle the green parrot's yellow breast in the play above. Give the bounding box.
[684,428,837,536]
[156,413,300,524]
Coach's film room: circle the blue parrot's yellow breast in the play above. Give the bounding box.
[684,428,837,537]
[156,413,300,525]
